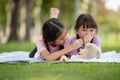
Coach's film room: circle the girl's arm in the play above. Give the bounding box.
[41,39,83,61]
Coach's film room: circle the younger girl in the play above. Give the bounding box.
[69,13,101,57]
[29,8,84,61]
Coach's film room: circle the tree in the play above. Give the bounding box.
[31,0,42,43]
[19,0,32,41]
[0,0,8,43]
[41,0,75,30]
[8,0,19,41]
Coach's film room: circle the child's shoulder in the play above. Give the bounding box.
[71,36,77,42]
[92,35,101,44]
[93,35,100,40]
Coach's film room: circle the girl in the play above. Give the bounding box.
[69,13,101,57]
[29,8,84,61]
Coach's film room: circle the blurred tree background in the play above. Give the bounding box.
[0,0,120,50]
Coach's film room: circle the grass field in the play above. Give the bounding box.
[0,41,36,53]
[0,40,120,80]
[0,63,120,80]
[100,33,120,53]
[0,40,119,53]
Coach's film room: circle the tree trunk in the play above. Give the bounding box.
[31,0,42,43]
[8,0,19,41]
[19,0,32,41]
[0,24,4,43]
[25,0,31,40]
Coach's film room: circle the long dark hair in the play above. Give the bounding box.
[42,18,64,51]
[29,18,65,58]
[42,18,64,42]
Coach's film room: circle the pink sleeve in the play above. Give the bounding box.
[34,36,47,58]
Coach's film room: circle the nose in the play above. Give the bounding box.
[86,31,90,35]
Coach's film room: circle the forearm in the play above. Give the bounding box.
[42,39,83,61]
[45,44,82,61]
[44,46,73,61]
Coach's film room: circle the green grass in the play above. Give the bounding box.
[0,41,120,80]
[0,40,119,53]
[0,63,120,80]
[101,37,120,53]
[100,32,120,52]
[101,43,120,52]
[0,41,36,53]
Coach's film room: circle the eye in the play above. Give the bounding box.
[90,29,95,32]
[61,38,63,40]
[82,29,87,31]
[90,30,94,32]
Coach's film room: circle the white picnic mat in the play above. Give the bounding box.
[0,51,120,63]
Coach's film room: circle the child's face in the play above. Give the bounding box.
[49,29,67,46]
[76,26,96,38]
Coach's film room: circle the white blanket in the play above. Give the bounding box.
[0,51,120,63]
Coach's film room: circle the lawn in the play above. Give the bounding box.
[0,41,120,80]
[0,63,120,80]
[100,32,120,53]
[0,41,36,53]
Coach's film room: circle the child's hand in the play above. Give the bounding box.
[71,39,83,50]
[78,49,84,55]
[60,55,69,61]
[50,8,59,18]
[83,34,93,43]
